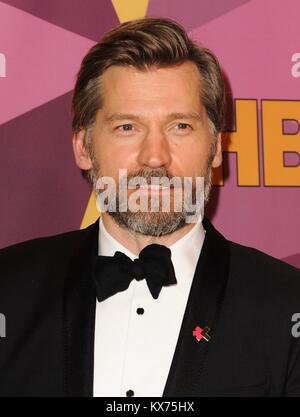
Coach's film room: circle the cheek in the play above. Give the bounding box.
[96,147,135,177]
[175,143,210,173]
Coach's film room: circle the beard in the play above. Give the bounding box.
[89,150,214,238]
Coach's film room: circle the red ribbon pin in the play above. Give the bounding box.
[193,326,211,342]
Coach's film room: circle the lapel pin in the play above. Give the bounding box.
[193,326,211,342]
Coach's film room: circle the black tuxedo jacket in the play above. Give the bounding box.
[0,217,300,397]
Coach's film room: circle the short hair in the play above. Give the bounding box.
[71,17,225,182]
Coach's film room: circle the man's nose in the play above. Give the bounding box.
[137,128,172,169]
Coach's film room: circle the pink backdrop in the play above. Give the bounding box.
[0,0,299,267]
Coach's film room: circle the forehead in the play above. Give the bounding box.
[98,61,203,115]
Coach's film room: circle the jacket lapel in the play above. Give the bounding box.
[63,218,99,397]
[163,217,230,396]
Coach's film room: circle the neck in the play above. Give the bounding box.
[101,213,199,256]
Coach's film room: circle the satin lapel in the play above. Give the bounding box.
[63,218,99,397]
[163,217,230,396]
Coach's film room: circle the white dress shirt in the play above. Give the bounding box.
[93,216,206,397]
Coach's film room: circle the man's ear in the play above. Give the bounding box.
[211,132,222,168]
[72,129,93,170]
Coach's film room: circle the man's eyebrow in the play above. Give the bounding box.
[169,112,202,120]
[103,112,202,123]
[103,113,137,123]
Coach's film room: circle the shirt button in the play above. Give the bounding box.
[126,389,134,397]
[136,307,144,315]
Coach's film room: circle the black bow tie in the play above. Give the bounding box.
[92,244,177,302]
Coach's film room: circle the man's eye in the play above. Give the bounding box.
[116,124,133,132]
[175,123,191,130]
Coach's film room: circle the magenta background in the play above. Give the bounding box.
[0,0,299,267]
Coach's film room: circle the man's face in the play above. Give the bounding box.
[74,61,222,236]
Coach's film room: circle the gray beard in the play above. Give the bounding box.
[110,172,211,237]
[92,166,213,237]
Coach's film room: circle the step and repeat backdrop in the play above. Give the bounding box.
[0,0,299,267]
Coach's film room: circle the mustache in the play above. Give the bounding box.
[123,168,204,189]
[125,168,178,186]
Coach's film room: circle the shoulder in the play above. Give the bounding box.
[0,228,83,268]
[228,239,299,280]
[226,239,300,307]
[0,218,99,257]
[0,220,99,288]
[204,217,299,287]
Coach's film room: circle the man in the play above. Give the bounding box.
[0,17,299,397]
